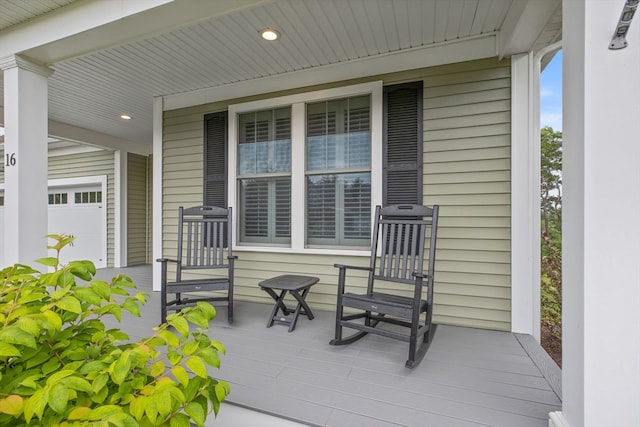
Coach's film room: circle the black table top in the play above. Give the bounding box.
[259,274,319,291]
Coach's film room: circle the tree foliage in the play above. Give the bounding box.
[0,235,229,426]
[541,126,563,249]
[540,126,562,341]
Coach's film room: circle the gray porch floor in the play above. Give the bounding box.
[96,265,561,427]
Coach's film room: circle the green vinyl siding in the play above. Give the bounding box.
[422,59,511,330]
[48,151,116,267]
[162,57,512,329]
[127,153,149,265]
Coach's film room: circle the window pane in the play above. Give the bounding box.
[240,179,269,238]
[238,107,291,175]
[239,177,291,244]
[306,95,370,171]
[307,173,371,246]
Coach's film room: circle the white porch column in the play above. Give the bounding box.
[114,150,128,267]
[511,52,540,339]
[554,1,640,426]
[0,55,52,266]
[152,96,163,291]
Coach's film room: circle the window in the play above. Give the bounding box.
[236,107,292,244]
[306,96,371,246]
[48,193,68,205]
[216,81,424,253]
[75,191,102,204]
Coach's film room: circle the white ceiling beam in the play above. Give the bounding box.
[47,120,151,156]
[0,0,271,65]
[498,0,561,59]
[0,106,149,155]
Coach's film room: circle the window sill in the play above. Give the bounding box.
[233,245,370,258]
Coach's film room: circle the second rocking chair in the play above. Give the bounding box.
[329,204,439,368]
[157,206,236,324]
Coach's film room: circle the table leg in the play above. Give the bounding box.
[263,288,290,328]
[288,286,314,332]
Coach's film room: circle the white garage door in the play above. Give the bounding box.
[0,181,107,269]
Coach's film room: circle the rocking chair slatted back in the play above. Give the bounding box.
[158,206,235,324]
[179,206,231,272]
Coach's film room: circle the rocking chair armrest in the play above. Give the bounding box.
[227,255,238,260]
[156,258,180,264]
[334,264,372,272]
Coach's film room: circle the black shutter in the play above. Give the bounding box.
[204,112,228,207]
[383,82,423,206]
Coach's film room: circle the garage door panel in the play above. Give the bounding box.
[48,205,104,267]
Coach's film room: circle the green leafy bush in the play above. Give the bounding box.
[541,234,562,339]
[0,235,229,426]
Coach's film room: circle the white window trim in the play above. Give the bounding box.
[228,81,383,255]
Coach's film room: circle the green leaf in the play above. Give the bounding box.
[55,295,82,314]
[171,366,189,387]
[185,310,208,328]
[185,356,208,379]
[195,301,217,320]
[41,311,62,331]
[88,405,121,420]
[92,373,109,394]
[68,406,92,420]
[16,316,40,335]
[0,325,37,349]
[107,329,130,342]
[122,298,141,317]
[159,329,180,348]
[168,316,189,336]
[0,395,24,416]
[74,287,103,305]
[64,376,93,393]
[214,382,229,403]
[46,370,76,386]
[200,347,221,368]
[24,388,46,423]
[128,396,147,420]
[36,257,59,267]
[110,352,132,385]
[144,399,159,425]
[210,340,226,354]
[170,413,191,427]
[107,411,138,427]
[100,304,122,321]
[183,341,199,356]
[91,281,111,299]
[0,342,21,357]
[51,285,71,300]
[167,350,182,365]
[42,359,61,376]
[151,361,165,377]
[48,382,69,414]
[185,401,205,426]
[155,389,172,419]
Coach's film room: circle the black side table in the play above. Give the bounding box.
[259,275,319,332]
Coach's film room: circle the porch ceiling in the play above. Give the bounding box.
[0,0,561,154]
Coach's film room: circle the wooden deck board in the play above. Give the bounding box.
[96,266,561,426]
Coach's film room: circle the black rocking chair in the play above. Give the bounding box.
[329,204,439,368]
[157,206,236,324]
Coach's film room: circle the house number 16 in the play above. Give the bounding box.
[5,153,16,167]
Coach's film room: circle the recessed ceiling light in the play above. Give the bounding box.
[120,114,132,120]
[260,28,280,41]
